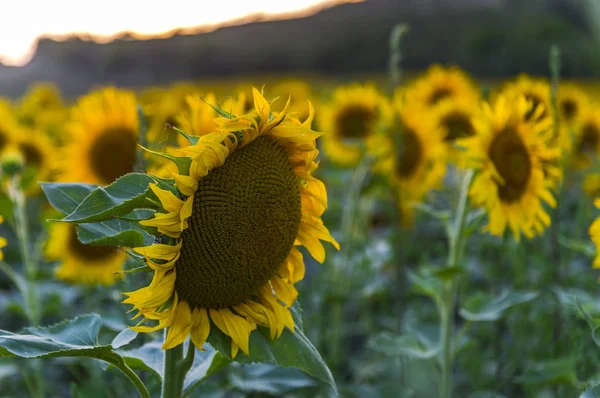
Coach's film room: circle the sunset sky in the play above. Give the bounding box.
[1,0,352,66]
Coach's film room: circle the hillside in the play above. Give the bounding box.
[0,0,596,98]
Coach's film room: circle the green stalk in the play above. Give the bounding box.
[90,352,150,398]
[330,157,373,371]
[7,177,45,398]
[8,177,40,326]
[439,170,473,398]
[161,335,196,398]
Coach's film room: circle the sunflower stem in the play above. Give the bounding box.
[6,176,45,398]
[161,334,185,398]
[439,169,473,398]
[330,156,373,372]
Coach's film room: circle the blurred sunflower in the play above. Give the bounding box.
[404,65,480,109]
[320,84,391,167]
[176,92,246,146]
[16,83,67,134]
[0,100,20,154]
[46,223,126,285]
[368,100,447,226]
[430,97,482,166]
[268,80,313,121]
[59,87,139,186]
[571,108,600,169]
[143,84,201,148]
[558,83,589,127]
[463,95,559,240]
[494,75,552,122]
[14,129,56,192]
[126,89,338,357]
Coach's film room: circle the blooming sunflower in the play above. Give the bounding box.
[143,84,201,148]
[493,75,552,121]
[430,97,482,166]
[558,83,590,127]
[0,100,20,154]
[403,65,480,109]
[368,99,447,226]
[571,107,600,169]
[46,222,126,285]
[17,83,67,133]
[175,92,246,146]
[126,89,338,357]
[462,95,559,240]
[320,84,391,167]
[14,129,56,191]
[59,87,139,186]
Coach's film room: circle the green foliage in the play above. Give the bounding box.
[459,290,539,322]
[206,305,337,394]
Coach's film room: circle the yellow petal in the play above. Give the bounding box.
[190,308,210,351]
[210,308,253,357]
[149,184,183,213]
[133,241,182,261]
[163,300,192,349]
[252,88,270,124]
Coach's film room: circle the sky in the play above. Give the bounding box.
[0,0,349,66]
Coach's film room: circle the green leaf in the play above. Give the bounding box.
[367,331,438,359]
[408,269,442,302]
[516,358,579,386]
[60,173,173,223]
[183,347,231,395]
[0,314,112,359]
[459,289,539,322]
[111,329,138,349]
[76,219,155,247]
[40,182,98,215]
[433,265,465,281]
[119,209,155,221]
[169,125,200,145]
[227,365,316,395]
[581,381,600,398]
[120,341,164,379]
[207,304,336,394]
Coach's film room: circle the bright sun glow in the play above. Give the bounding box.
[1,0,353,66]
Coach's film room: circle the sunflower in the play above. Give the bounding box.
[368,98,447,226]
[268,80,313,121]
[493,75,552,120]
[430,97,482,166]
[17,83,67,133]
[403,65,480,110]
[0,100,20,154]
[462,95,559,240]
[143,84,201,148]
[46,222,126,285]
[13,128,56,193]
[125,89,338,357]
[175,92,246,147]
[558,83,590,127]
[571,107,600,169]
[59,87,139,186]
[320,84,391,167]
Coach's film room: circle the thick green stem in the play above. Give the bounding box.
[162,341,184,398]
[161,335,195,398]
[439,170,473,398]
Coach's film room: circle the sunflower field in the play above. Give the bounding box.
[3,20,600,398]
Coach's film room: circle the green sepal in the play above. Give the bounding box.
[168,125,200,145]
[138,145,192,176]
